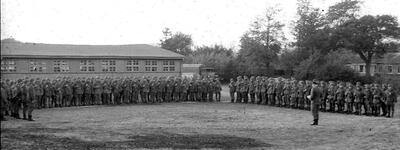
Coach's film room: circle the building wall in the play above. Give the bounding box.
[346,63,400,76]
[1,58,182,79]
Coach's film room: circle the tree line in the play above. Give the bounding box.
[160,0,400,83]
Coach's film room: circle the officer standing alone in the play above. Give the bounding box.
[308,80,322,126]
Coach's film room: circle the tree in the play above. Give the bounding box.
[326,0,361,26]
[237,6,284,75]
[160,28,193,56]
[293,0,328,58]
[336,15,400,76]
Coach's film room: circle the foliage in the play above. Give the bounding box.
[236,6,284,76]
[160,28,193,56]
[186,45,236,82]
[334,15,400,76]
[293,50,360,81]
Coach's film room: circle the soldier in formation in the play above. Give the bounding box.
[0,75,222,121]
[228,76,398,118]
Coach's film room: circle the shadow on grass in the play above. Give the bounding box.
[1,128,272,149]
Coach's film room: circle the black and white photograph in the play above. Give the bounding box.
[1,0,400,149]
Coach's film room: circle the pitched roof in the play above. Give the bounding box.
[348,52,400,64]
[1,41,184,59]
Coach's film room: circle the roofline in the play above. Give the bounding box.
[1,55,184,60]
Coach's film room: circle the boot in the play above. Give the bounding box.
[311,119,318,126]
[28,115,35,121]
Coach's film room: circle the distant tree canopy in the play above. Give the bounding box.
[334,15,400,76]
[156,0,400,82]
[281,0,400,79]
[237,7,284,76]
[160,28,193,56]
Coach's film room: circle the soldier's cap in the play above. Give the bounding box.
[312,79,319,84]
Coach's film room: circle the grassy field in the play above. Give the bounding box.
[1,86,400,150]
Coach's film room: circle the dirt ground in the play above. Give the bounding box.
[1,86,400,150]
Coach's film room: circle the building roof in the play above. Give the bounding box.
[348,52,400,64]
[1,41,184,59]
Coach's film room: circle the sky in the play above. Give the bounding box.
[1,0,400,49]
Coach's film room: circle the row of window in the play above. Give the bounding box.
[356,64,400,74]
[1,60,177,73]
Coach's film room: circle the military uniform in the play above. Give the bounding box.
[103,82,112,105]
[353,83,363,115]
[320,82,328,112]
[214,80,222,102]
[310,80,322,125]
[93,81,102,105]
[290,82,298,108]
[241,78,249,103]
[282,82,290,107]
[384,86,397,118]
[372,84,382,116]
[166,80,173,102]
[326,82,336,112]
[228,79,236,103]
[84,81,93,105]
[304,81,312,110]
[335,83,345,113]
[363,84,372,115]
[260,79,267,105]
[249,77,256,104]
[345,83,354,114]
[1,87,8,121]
[142,80,150,103]
[297,81,305,109]
[207,80,214,102]
[74,81,84,106]
[275,81,283,106]
[181,81,189,102]
[22,83,35,121]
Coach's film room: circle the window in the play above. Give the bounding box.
[374,65,377,73]
[163,67,169,71]
[162,60,175,72]
[127,60,139,65]
[387,65,393,73]
[80,60,95,72]
[126,60,139,72]
[102,60,116,72]
[53,60,70,72]
[163,60,169,65]
[145,60,151,65]
[397,66,400,73]
[127,66,139,72]
[29,60,46,72]
[151,67,157,71]
[359,65,364,72]
[145,67,151,71]
[151,60,157,65]
[1,60,17,72]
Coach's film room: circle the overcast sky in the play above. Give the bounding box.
[1,0,399,49]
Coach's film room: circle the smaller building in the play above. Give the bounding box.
[182,64,216,78]
[346,52,400,76]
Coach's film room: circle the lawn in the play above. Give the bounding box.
[1,87,399,150]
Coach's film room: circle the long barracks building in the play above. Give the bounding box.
[1,40,184,79]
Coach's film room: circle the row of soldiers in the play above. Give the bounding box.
[229,76,398,118]
[0,76,222,121]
